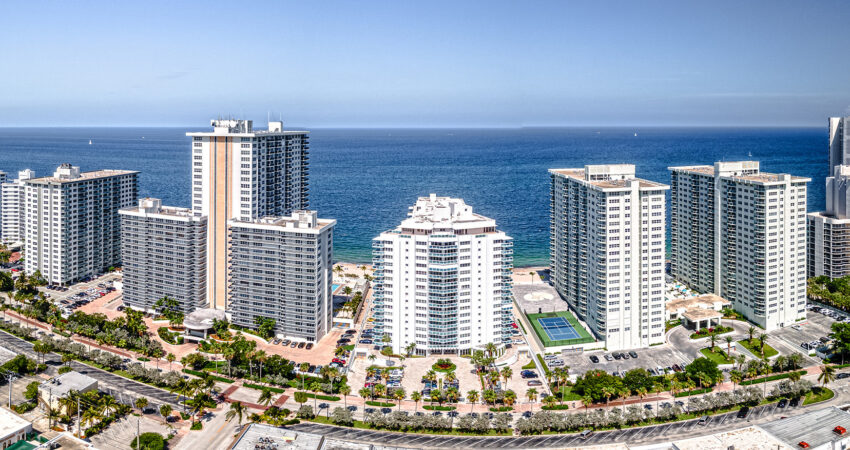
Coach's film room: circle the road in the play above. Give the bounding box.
[284,386,850,449]
[0,329,181,408]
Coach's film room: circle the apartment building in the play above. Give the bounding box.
[227,211,334,342]
[0,169,35,245]
[120,198,207,314]
[670,161,809,330]
[549,165,668,350]
[372,194,514,356]
[24,164,138,285]
[809,117,850,279]
[186,119,310,310]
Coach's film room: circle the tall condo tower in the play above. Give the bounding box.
[120,198,207,314]
[808,117,850,279]
[372,194,514,356]
[228,211,334,342]
[549,165,668,350]
[670,161,809,330]
[186,119,310,310]
[24,164,138,285]
[1,169,35,245]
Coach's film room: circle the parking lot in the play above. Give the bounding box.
[566,344,694,377]
[39,272,121,316]
[769,305,839,364]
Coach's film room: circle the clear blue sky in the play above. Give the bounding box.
[3,1,850,127]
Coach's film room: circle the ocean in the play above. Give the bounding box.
[0,127,827,267]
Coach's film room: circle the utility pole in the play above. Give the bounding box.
[76,397,81,438]
[136,416,140,450]
[6,374,16,407]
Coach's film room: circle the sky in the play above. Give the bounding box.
[2,1,850,127]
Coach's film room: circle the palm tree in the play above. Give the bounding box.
[166,353,176,371]
[529,271,535,284]
[393,388,405,410]
[788,371,802,382]
[485,342,497,359]
[309,382,321,409]
[504,390,516,408]
[135,397,148,413]
[709,334,717,350]
[405,342,416,357]
[729,370,742,395]
[466,390,479,412]
[581,395,593,412]
[819,365,836,388]
[725,335,733,355]
[98,396,119,418]
[758,333,769,358]
[226,401,246,427]
[500,367,512,386]
[736,354,747,371]
[46,406,60,429]
[747,326,756,343]
[358,387,371,402]
[526,388,538,412]
[258,389,273,407]
[299,363,310,390]
[254,350,267,380]
[411,391,422,413]
[340,385,351,409]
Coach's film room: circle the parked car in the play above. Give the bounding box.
[589,355,599,363]
[629,351,638,358]
[527,380,542,386]
[298,342,306,348]
[613,353,622,360]
[737,407,750,418]
[604,354,613,361]
[777,398,788,408]
[306,343,313,350]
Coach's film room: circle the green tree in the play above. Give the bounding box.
[526,388,538,412]
[819,365,836,388]
[130,432,165,450]
[258,389,274,407]
[466,389,479,412]
[134,397,148,412]
[226,401,246,426]
[685,357,722,387]
[253,316,276,340]
[159,404,173,421]
[411,391,422,413]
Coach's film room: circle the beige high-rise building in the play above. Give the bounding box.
[186,119,309,310]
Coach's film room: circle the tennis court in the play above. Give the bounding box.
[537,316,581,341]
[526,310,595,347]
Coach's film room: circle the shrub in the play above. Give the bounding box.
[297,405,315,419]
[129,432,165,450]
[58,366,72,374]
[190,421,203,430]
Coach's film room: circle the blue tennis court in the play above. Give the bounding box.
[537,317,581,340]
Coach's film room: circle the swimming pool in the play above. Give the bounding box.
[332,284,341,291]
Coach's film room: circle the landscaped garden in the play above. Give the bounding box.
[689,325,733,339]
[699,347,734,365]
[738,337,778,358]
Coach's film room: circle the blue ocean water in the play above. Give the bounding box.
[0,127,827,267]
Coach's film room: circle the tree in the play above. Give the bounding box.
[729,370,743,395]
[411,391,422,413]
[819,365,836,388]
[685,357,722,387]
[129,432,166,450]
[709,334,717,350]
[226,401,246,427]
[393,388,405,410]
[466,390,479,412]
[503,389,516,408]
[299,363,310,390]
[134,397,148,413]
[500,367,513,386]
[725,335,733,355]
[258,389,274,407]
[154,297,183,328]
[340,385,351,409]
[757,333,769,358]
[405,342,416,357]
[294,391,309,406]
[526,388,538,412]
[159,404,173,421]
[253,316,276,340]
[166,353,175,371]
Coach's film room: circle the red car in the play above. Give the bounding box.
[511,323,518,329]
[332,358,346,364]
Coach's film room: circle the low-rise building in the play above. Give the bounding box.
[665,294,731,330]
[759,406,850,450]
[0,407,32,450]
[37,371,98,412]
[182,308,227,342]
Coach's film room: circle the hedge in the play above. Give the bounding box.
[740,370,807,386]
[300,392,341,401]
[674,387,713,397]
[423,405,456,411]
[245,383,285,393]
[181,369,233,383]
[541,404,570,410]
[365,400,396,407]
[489,406,513,412]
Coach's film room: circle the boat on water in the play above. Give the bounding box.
[88,139,92,145]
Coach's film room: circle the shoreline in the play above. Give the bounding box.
[334,261,548,271]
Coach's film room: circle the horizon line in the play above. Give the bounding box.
[0,124,826,129]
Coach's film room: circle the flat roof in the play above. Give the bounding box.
[666,294,731,312]
[183,308,227,330]
[683,308,722,321]
[38,371,97,398]
[759,407,850,449]
[230,424,322,450]
[549,168,668,190]
[25,170,138,185]
[0,407,31,440]
[672,425,787,450]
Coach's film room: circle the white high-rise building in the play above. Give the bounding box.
[549,165,668,350]
[809,117,850,279]
[228,211,334,342]
[372,195,513,356]
[24,164,138,285]
[1,169,35,245]
[120,198,207,314]
[186,119,310,310]
[670,161,809,330]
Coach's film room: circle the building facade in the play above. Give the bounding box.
[186,119,310,310]
[809,117,850,279]
[228,211,334,342]
[119,198,207,314]
[0,169,34,245]
[372,195,514,356]
[670,161,809,330]
[550,165,668,350]
[24,164,138,285]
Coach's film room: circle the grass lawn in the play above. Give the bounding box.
[804,387,835,405]
[700,347,734,365]
[555,385,582,402]
[737,338,778,358]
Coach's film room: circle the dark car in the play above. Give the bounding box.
[838,373,850,379]
[613,353,622,360]
[737,407,749,418]
[359,339,373,344]
[298,342,306,349]
[589,355,600,363]
[306,343,313,350]
[777,398,788,408]
[629,351,638,358]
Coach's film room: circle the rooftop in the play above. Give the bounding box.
[672,425,787,450]
[682,308,723,321]
[549,165,668,190]
[669,161,810,184]
[759,406,850,449]
[230,424,323,450]
[666,294,731,312]
[25,164,137,185]
[186,119,308,137]
[0,407,31,440]
[120,198,203,220]
[183,308,227,330]
[230,210,335,232]
[38,371,97,399]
